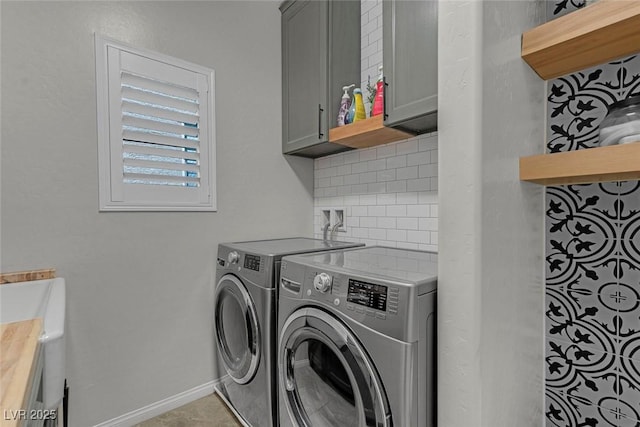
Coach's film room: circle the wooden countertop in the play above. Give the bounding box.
[0,319,42,427]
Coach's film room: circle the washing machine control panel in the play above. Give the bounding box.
[346,279,388,311]
[293,269,401,322]
[313,273,332,293]
[227,251,239,265]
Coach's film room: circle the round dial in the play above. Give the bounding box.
[227,251,239,265]
[313,273,332,293]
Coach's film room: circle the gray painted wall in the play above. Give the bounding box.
[438,1,545,425]
[1,2,313,426]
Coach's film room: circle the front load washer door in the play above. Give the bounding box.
[279,307,390,427]
[215,274,261,385]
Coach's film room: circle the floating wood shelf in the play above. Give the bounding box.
[519,143,640,185]
[521,0,640,80]
[329,115,414,149]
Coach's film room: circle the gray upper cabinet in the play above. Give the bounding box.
[383,0,438,134]
[280,0,360,158]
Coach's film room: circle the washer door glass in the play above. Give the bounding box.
[215,274,260,384]
[280,308,389,427]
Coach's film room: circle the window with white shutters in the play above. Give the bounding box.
[96,35,216,211]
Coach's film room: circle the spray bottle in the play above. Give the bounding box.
[372,66,384,117]
[337,84,355,126]
[352,88,366,122]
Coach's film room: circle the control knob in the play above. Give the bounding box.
[227,251,239,265]
[313,272,332,293]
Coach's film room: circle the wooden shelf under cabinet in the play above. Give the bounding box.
[329,115,415,149]
[521,0,640,80]
[519,143,640,186]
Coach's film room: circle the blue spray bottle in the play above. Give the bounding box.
[337,84,355,126]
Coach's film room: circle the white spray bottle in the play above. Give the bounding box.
[337,84,355,126]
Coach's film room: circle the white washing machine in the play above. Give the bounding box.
[278,246,437,427]
[214,238,364,427]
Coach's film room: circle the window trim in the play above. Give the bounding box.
[95,34,217,212]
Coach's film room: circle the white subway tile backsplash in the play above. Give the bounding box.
[331,155,345,167]
[418,191,438,204]
[347,216,360,228]
[330,176,344,186]
[407,178,430,192]
[368,2,383,21]
[396,140,418,155]
[360,216,377,228]
[352,183,368,194]
[377,169,396,182]
[345,174,360,185]
[376,193,396,205]
[407,230,429,244]
[352,205,368,217]
[386,155,407,169]
[419,164,438,178]
[317,157,332,169]
[430,231,438,246]
[359,148,377,162]
[367,182,386,193]
[313,1,437,250]
[344,151,360,164]
[418,135,438,151]
[359,194,377,205]
[368,27,383,45]
[352,162,369,174]
[337,164,352,176]
[361,0,377,15]
[386,180,407,193]
[376,144,396,158]
[407,205,429,217]
[353,227,369,238]
[419,217,438,231]
[360,171,378,183]
[369,228,387,240]
[377,217,396,229]
[397,192,418,205]
[368,205,386,216]
[387,229,407,242]
[407,151,430,166]
[368,158,387,171]
[386,205,407,217]
[337,185,352,196]
[397,217,419,230]
[396,166,418,180]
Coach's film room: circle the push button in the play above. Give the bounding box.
[375,312,386,320]
[355,306,365,314]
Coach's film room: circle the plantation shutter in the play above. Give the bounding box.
[97,36,216,211]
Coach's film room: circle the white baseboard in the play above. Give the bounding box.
[94,380,219,427]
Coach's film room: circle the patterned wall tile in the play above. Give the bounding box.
[546,5,640,427]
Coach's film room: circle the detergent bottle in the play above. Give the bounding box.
[337,84,355,126]
[371,66,384,117]
[352,88,366,122]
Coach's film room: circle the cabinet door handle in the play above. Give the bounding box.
[318,104,324,139]
[383,77,388,120]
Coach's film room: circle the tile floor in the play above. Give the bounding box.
[135,393,241,427]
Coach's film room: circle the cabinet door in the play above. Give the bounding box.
[383,0,438,133]
[281,0,328,154]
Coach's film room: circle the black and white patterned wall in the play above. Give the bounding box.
[545,2,640,426]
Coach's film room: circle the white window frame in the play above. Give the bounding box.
[95,34,216,211]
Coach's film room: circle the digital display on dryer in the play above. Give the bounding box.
[244,254,261,271]
[347,279,387,311]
